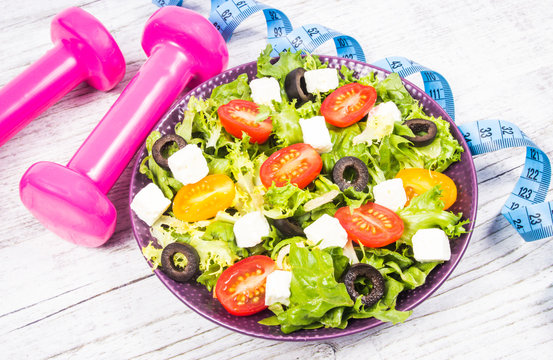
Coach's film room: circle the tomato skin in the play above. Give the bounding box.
[395,168,457,210]
[217,99,273,144]
[335,202,404,248]
[321,83,377,127]
[215,255,276,316]
[172,174,235,222]
[260,143,323,189]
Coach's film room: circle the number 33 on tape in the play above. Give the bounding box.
[375,57,553,242]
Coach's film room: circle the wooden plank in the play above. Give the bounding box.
[1,0,553,359]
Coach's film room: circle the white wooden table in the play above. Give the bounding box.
[1,1,553,358]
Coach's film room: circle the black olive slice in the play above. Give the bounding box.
[152,134,187,169]
[284,67,314,106]
[403,119,437,147]
[160,242,199,282]
[341,263,385,307]
[272,217,305,238]
[332,156,370,192]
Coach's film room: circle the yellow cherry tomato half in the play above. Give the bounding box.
[173,174,235,222]
[395,168,457,210]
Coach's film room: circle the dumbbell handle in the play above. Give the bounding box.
[67,43,195,194]
[0,44,85,146]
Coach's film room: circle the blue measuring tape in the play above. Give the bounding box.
[152,0,183,6]
[459,120,552,241]
[372,57,455,121]
[208,0,293,44]
[268,23,365,63]
[153,0,365,62]
[152,1,552,242]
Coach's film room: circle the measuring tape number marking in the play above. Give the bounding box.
[372,56,455,121]
[154,0,365,62]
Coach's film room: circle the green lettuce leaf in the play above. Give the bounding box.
[139,131,183,199]
[324,246,350,281]
[262,244,415,333]
[210,73,251,102]
[263,183,310,219]
[257,45,304,81]
[375,73,417,116]
[375,73,463,172]
[339,65,379,88]
[269,101,303,147]
[273,245,353,333]
[397,186,469,245]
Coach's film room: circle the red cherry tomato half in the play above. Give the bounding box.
[321,83,377,128]
[217,99,273,144]
[334,202,404,248]
[215,255,276,316]
[260,143,323,189]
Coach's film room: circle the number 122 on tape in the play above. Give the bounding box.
[459,119,553,242]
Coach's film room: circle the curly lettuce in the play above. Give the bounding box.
[143,216,246,291]
[397,186,469,245]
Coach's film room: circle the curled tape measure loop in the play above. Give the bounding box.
[154,0,364,62]
[458,120,552,242]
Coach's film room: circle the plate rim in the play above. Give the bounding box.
[128,55,478,341]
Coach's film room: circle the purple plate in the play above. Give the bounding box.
[129,56,478,341]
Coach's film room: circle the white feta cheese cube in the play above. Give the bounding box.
[233,211,271,248]
[353,101,402,145]
[130,183,171,226]
[265,270,292,306]
[373,178,407,212]
[168,144,209,185]
[412,228,451,262]
[304,68,339,93]
[304,214,348,249]
[249,77,282,106]
[299,116,333,153]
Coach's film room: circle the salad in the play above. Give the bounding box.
[132,45,469,334]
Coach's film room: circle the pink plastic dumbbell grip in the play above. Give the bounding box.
[0,7,125,147]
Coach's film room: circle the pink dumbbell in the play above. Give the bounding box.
[0,7,125,147]
[19,6,229,247]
